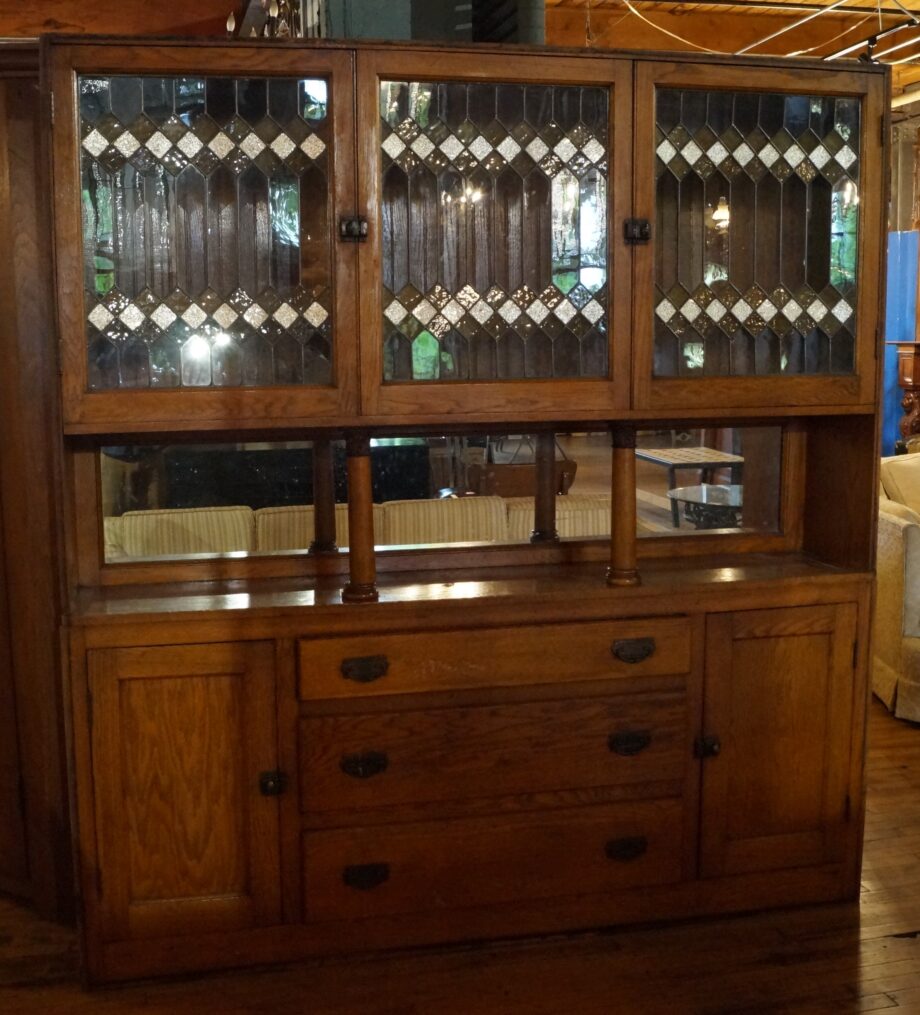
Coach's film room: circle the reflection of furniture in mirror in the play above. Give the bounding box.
[667,483,743,530]
[636,445,744,527]
[468,459,577,497]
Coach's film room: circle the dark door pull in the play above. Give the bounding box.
[341,654,389,683]
[605,836,648,862]
[609,730,652,756]
[340,750,389,779]
[258,770,287,796]
[611,638,656,664]
[694,734,722,759]
[343,863,390,891]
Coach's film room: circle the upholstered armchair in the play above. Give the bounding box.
[875,455,920,721]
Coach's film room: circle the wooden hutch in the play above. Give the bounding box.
[38,36,888,982]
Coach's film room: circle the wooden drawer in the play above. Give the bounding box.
[300,690,688,815]
[303,799,684,922]
[298,617,690,701]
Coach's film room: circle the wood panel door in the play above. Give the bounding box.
[700,603,858,878]
[49,41,358,434]
[88,642,282,942]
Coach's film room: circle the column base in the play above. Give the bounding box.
[342,582,379,604]
[606,567,640,587]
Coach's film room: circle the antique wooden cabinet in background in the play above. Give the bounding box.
[44,36,886,983]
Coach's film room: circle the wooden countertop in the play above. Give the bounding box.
[70,554,871,628]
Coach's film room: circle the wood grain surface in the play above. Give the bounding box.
[0,699,916,1012]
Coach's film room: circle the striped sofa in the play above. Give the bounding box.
[103,494,648,559]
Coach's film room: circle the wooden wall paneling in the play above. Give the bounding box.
[0,2,231,39]
[0,68,72,919]
[0,477,29,898]
[802,413,878,570]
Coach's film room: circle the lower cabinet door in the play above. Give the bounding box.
[88,642,282,942]
[700,603,858,878]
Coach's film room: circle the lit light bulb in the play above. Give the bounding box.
[712,196,730,230]
[226,11,236,34]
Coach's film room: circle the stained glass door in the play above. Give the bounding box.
[633,63,885,411]
[357,51,631,419]
[52,44,357,431]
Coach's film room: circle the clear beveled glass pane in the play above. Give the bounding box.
[379,80,610,382]
[654,89,859,379]
[80,74,334,390]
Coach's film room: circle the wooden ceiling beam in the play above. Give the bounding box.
[547,4,875,55]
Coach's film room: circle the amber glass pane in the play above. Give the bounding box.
[654,90,859,378]
[379,81,609,382]
[80,75,333,390]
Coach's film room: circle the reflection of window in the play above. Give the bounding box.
[270,178,300,248]
[831,179,859,291]
[82,164,115,296]
[300,78,328,122]
[551,168,606,294]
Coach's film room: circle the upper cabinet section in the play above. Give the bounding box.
[49,42,885,433]
[51,43,357,431]
[633,62,886,410]
[356,50,632,419]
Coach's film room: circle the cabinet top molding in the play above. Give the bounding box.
[41,34,889,80]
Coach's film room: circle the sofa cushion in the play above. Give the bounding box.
[382,496,509,546]
[880,455,920,511]
[120,506,255,557]
[255,504,384,551]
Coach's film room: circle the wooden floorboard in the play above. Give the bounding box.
[1,698,919,1014]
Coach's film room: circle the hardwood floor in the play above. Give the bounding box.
[1,698,918,1014]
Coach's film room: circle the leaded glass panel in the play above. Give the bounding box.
[379,81,610,382]
[80,75,334,390]
[654,89,860,378]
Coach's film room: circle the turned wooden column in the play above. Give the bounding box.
[342,434,378,603]
[531,431,559,543]
[309,436,338,554]
[607,426,640,587]
[889,341,920,445]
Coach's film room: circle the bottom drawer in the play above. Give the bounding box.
[303,798,684,922]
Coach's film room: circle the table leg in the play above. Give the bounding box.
[669,466,680,528]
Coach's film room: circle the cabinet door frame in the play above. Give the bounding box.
[355,48,633,421]
[700,602,858,878]
[632,61,886,412]
[88,640,282,943]
[48,41,359,433]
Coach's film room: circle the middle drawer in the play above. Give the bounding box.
[300,689,688,815]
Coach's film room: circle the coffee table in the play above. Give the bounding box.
[667,483,743,530]
[635,446,744,527]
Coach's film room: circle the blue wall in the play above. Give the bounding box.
[884,232,919,456]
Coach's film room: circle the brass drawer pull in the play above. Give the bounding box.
[343,863,390,891]
[611,638,656,664]
[340,750,389,779]
[605,836,648,862]
[340,654,389,683]
[609,729,652,756]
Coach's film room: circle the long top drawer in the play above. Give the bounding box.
[298,617,691,700]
